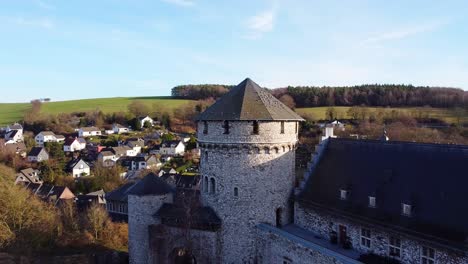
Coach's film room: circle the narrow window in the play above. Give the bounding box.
[204,151,208,162]
[340,189,348,200]
[402,203,412,216]
[360,228,371,248]
[274,147,279,154]
[282,146,286,152]
[369,196,376,208]
[234,187,238,197]
[210,178,215,194]
[263,147,270,154]
[295,122,298,133]
[253,121,259,135]
[280,121,285,134]
[276,208,283,227]
[223,121,229,134]
[203,121,208,134]
[389,236,401,258]
[421,246,435,264]
[204,176,208,192]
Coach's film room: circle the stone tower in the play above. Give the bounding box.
[196,78,304,263]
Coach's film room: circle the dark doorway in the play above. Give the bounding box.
[276,208,283,227]
[338,225,347,244]
[170,248,197,264]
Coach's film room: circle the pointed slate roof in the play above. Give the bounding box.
[127,172,175,196]
[197,78,304,121]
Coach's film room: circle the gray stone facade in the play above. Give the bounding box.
[197,121,299,263]
[294,203,468,264]
[128,193,173,264]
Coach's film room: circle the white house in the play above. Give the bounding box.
[78,127,102,137]
[63,137,86,152]
[4,123,23,144]
[113,123,129,134]
[27,147,49,162]
[35,131,65,145]
[126,138,145,154]
[67,158,90,178]
[6,123,23,133]
[138,116,154,128]
[158,140,185,156]
[158,168,177,177]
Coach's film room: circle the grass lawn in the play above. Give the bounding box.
[0,96,193,126]
[295,106,468,124]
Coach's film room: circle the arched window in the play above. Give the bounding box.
[263,147,270,154]
[282,146,286,152]
[280,121,285,134]
[210,178,216,194]
[204,176,208,192]
[223,121,230,134]
[234,187,239,197]
[203,121,208,134]
[254,147,260,154]
[274,147,279,154]
[253,121,259,135]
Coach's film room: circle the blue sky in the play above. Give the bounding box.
[1,0,467,102]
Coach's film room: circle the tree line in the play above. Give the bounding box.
[171,84,468,109]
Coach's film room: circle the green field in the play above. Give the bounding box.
[0,97,192,126]
[295,106,468,124]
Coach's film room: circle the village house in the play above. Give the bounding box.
[112,145,136,157]
[98,150,118,167]
[4,123,23,144]
[76,189,106,211]
[105,182,135,222]
[113,123,129,134]
[27,147,49,162]
[25,183,75,206]
[35,131,65,145]
[15,168,43,185]
[157,140,185,156]
[66,158,90,178]
[138,116,154,128]
[125,138,145,154]
[78,126,102,137]
[63,137,86,152]
[158,168,177,177]
[120,155,162,171]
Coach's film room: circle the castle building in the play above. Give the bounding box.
[128,78,468,264]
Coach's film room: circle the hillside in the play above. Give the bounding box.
[0,97,193,126]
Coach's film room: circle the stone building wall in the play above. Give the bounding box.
[128,193,173,264]
[294,203,468,264]
[197,121,299,263]
[255,224,359,264]
[149,225,221,264]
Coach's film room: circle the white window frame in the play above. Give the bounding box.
[368,196,376,208]
[402,203,412,216]
[388,236,402,258]
[421,246,436,264]
[340,189,348,200]
[360,228,371,249]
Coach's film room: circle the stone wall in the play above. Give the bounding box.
[128,193,173,264]
[197,121,299,263]
[294,203,468,264]
[149,225,221,264]
[255,224,359,264]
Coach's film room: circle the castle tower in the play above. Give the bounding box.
[196,78,304,263]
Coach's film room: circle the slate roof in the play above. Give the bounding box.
[39,131,55,136]
[156,203,221,231]
[28,147,46,157]
[161,140,183,147]
[80,126,100,132]
[106,182,135,202]
[127,173,174,196]
[113,123,126,128]
[197,78,304,121]
[297,138,468,248]
[9,124,23,130]
[66,158,90,170]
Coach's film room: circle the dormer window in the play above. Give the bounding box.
[340,189,348,200]
[223,121,230,134]
[368,196,376,208]
[402,203,412,216]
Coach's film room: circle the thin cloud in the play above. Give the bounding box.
[244,5,278,40]
[161,0,195,7]
[362,21,447,45]
[13,16,54,29]
[35,0,55,10]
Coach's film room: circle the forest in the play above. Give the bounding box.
[172,84,468,109]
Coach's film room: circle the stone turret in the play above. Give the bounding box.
[196,78,304,263]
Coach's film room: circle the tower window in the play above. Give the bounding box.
[253,121,259,135]
[280,121,285,134]
[234,187,238,197]
[263,147,270,154]
[421,246,435,264]
[402,203,412,216]
[210,178,216,194]
[204,151,208,162]
[369,196,376,208]
[274,147,279,154]
[203,121,208,134]
[389,236,401,258]
[223,121,229,134]
[204,176,208,192]
[361,228,371,248]
[340,189,348,200]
